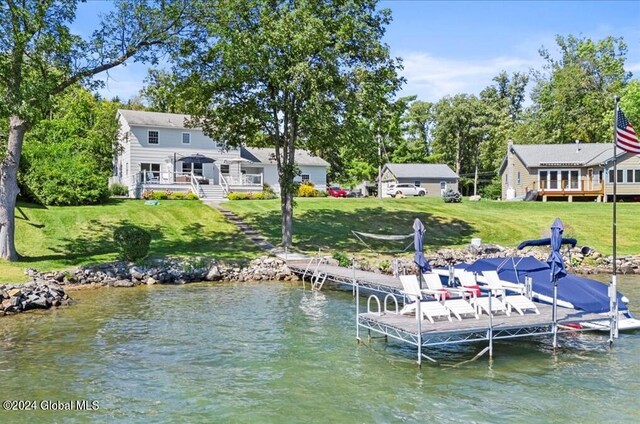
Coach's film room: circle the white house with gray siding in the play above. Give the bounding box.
[380,163,459,197]
[112,109,329,199]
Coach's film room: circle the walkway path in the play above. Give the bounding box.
[202,200,311,261]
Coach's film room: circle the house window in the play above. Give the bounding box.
[627,169,634,183]
[549,171,558,189]
[635,169,640,183]
[414,181,421,187]
[570,170,579,189]
[220,164,230,174]
[185,163,203,176]
[516,172,521,185]
[301,174,310,183]
[539,171,547,189]
[182,132,191,144]
[617,169,624,183]
[440,181,446,190]
[140,163,160,181]
[148,130,159,144]
[608,169,614,183]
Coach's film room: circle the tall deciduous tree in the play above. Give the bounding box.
[432,94,487,179]
[525,35,630,143]
[176,0,402,247]
[19,86,119,205]
[0,0,192,260]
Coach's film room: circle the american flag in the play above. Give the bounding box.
[616,108,640,154]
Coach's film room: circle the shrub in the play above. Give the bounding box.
[169,192,187,200]
[142,190,154,200]
[227,192,253,200]
[185,192,199,200]
[152,190,169,200]
[109,183,129,196]
[297,182,319,197]
[227,190,276,200]
[379,259,390,272]
[481,177,502,200]
[332,251,351,267]
[113,225,151,262]
[261,190,277,199]
[263,183,275,196]
[442,188,462,203]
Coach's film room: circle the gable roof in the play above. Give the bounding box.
[117,109,196,129]
[502,143,626,174]
[383,163,459,179]
[241,147,329,167]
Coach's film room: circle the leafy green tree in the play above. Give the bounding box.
[140,69,190,113]
[0,0,193,260]
[402,99,435,156]
[620,80,640,125]
[479,71,529,174]
[176,0,402,246]
[432,94,487,178]
[19,87,119,205]
[524,35,631,143]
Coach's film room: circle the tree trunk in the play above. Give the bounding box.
[0,115,27,261]
[280,188,293,247]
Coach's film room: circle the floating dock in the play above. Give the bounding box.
[287,259,616,365]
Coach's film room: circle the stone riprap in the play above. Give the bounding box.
[24,256,298,289]
[1,281,71,316]
[358,244,640,276]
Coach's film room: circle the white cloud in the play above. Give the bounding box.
[627,62,640,73]
[397,51,541,102]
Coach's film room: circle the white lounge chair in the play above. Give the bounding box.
[421,273,478,320]
[399,275,452,323]
[472,295,510,316]
[482,270,540,315]
[453,269,482,298]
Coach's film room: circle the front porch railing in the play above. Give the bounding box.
[224,173,263,186]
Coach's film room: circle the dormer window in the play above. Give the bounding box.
[148,130,159,144]
[182,132,191,144]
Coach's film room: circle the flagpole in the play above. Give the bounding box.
[610,97,620,344]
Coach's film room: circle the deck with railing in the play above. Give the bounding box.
[529,179,605,199]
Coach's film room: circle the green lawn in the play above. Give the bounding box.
[4,196,637,283]
[3,199,261,283]
[224,197,639,256]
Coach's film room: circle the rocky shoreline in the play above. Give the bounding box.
[3,244,639,317]
[1,281,72,316]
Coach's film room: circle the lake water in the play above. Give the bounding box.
[1,276,639,423]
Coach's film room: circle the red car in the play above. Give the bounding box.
[327,186,348,197]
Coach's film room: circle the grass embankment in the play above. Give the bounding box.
[225,197,640,256]
[5,197,638,283]
[3,200,261,283]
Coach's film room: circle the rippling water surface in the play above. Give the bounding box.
[1,277,639,423]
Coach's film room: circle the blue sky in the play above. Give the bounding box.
[76,0,640,103]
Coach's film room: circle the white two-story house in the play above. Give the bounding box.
[112,109,329,199]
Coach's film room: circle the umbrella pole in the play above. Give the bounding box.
[552,281,558,349]
[354,258,361,344]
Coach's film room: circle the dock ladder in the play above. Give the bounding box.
[302,254,329,291]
